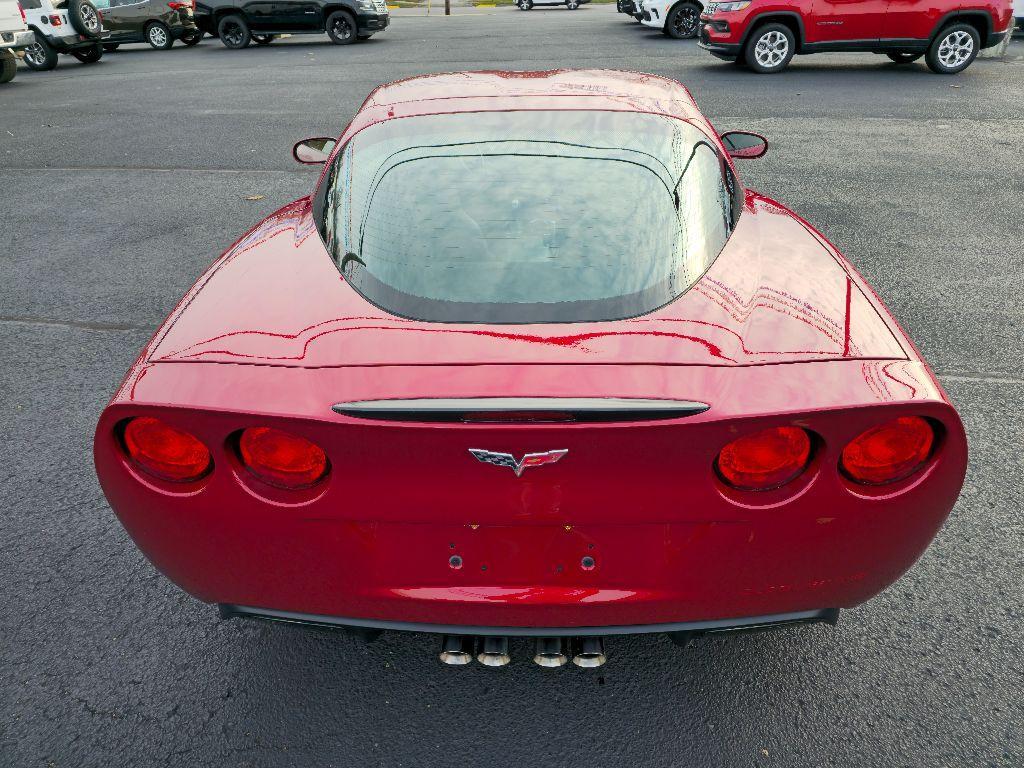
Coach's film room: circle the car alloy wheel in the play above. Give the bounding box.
[754,29,788,69]
[332,16,353,40]
[23,43,47,68]
[148,25,168,47]
[566,0,579,8]
[936,30,973,70]
[670,4,698,37]
[78,2,101,35]
[221,22,244,46]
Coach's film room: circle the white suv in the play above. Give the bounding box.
[637,0,702,38]
[0,0,35,83]
[20,0,107,71]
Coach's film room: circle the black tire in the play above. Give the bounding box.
[326,10,357,44]
[71,43,103,63]
[926,22,979,74]
[218,14,251,48]
[518,0,533,9]
[664,1,700,39]
[22,33,58,71]
[0,50,16,84]
[251,33,274,44]
[566,0,580,8]
[743,22,795,73]
[180,29,203,46]
[102,43,120,51]
[146,21,174,49]
[68,0,103,39]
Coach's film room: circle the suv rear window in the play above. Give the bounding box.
[318,110,736,323]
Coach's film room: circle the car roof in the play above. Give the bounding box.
[362,69,700,110]
[338,70,711,142]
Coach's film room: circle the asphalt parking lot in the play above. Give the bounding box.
[2,6,1023,766]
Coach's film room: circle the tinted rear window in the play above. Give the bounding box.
[318,110,736,323]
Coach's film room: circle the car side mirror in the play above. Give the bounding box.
[720,131,768,159]
[293,137,337,165]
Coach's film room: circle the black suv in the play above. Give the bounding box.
[194,0,388,48]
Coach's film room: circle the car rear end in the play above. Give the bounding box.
[94,358,966,642]
[93,78,968,664]
[162,0,198,40]
[0,0,36,49]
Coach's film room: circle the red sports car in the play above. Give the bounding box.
[94,70,967,669]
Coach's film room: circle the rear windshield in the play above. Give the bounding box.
[317,110,737,323]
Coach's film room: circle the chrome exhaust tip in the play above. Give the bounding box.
[439,635,474,665]
[476,636,511,667]
[572,637,607,668]
[533,637,569,668]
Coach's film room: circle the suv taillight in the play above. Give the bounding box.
[17,2,26,22]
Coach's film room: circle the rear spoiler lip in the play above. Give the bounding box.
[331,397,711,423]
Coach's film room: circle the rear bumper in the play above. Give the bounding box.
[46,32,110,51]
[982,28,1008,48]
[0,30,36,48]
[220,604,840,637]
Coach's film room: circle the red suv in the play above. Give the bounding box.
[698,0,1013,73]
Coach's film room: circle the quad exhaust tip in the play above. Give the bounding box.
[439,635,474,665]
[572,637,607,668]
[477,636,511,667]
[533,637,569,668]
[439,635,606,667]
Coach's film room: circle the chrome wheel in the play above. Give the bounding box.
[148,25,168,46]
[79,3,100,34]
[23,42,47,67]
[754,29,788,68]
[937,30,973,69]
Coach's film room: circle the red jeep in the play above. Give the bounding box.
[698,0,1013,73]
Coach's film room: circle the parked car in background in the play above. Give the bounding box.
[194,0,388,48]
[94,0,199,50]
[1014,0,1023,34]
[698,0,1013,73]
[1,0,36,83]
[517,0,590,10]
[637,0,703,38]
[616,0,641,21]
[21,0,107,70]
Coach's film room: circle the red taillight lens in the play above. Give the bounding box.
[167,2,187,9]
[122,416,212,483]
[239,427,328,489]
[716,426,812,491]
[840,416,934,485]
[18,2,26,22]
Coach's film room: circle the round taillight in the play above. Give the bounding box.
[840,416,934,485]
[238,427,328,489]
[716,426,812,491]
[122,416,212,483]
